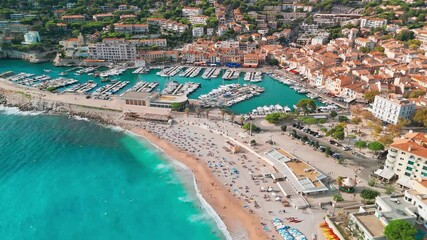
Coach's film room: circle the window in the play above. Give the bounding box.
[405,172,411,176]
[408,161,415,165]
[406,166,413,171]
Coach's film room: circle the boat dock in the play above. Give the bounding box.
[92,81,130,97]
[34,78,78,91]
[222,70,240,80]
[157,66,183,77]
[99,68,126,78]
[244,72,263,82]
[162,81,201,96]
[127,81,158,93]
[132,67,148,74]
[64,81,97,93]
[180,67,202,78]
[7,73,53,86]
[199,84,264,108]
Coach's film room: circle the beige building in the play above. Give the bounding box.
[121,92,188,109]
[88,38,137,61]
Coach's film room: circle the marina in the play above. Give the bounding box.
[99,68,127,78]
[0,59,324,114]
[199,84,264,108]
[222,69,240,80]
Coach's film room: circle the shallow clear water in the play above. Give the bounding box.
[0,109,223,240]
[0,59,320,113]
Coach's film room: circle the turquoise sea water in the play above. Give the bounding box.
[0,109,224,240]
[0,59,319,113]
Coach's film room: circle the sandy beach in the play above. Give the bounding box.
[130,126,268,240]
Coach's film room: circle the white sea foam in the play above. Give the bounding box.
[178,195,194,203]
[192,175,232,240]
[188,212,210,223]
[71,115,90,121]
[0,105,41,116]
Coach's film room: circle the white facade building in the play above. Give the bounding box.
[372,95,415,124]
[22,31,40,45]
[189,15,208,25]
[384,132,427,181]
[88,39,137,61]
[182,7,202,17]
[192,27,204,37]
[360,18,387,28]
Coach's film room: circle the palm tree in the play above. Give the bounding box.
[220,109,226,122]
[184,107,190,117]
[195,107,201,118]
[205,109,210,119]
[230,113,235,124]
[239,116,244,125]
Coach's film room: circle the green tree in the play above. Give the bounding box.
[368,141,385,153]
[394,30,415,41]
[413,108,427,127]
[326,125,345,140]
[360,189,380,202]
[384,219,417,240]
[170,102,184,111]
[295,99,317,115]
[364,90,380,103]
[355,140,367,151]
[265,112,285,124]
[330,111,338,119]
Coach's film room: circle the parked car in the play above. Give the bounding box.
[332,153,341,159]
[343,146,351,151]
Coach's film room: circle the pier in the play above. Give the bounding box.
[92,81,129,98]
[64,81,97,93]
[244,72,263,82]
[222,70,240,80]
[127,81,158,93]
[179,67,202,78]
[157,66,183,77]
[162,81,201,96]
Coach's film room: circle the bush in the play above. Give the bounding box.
[333,194,344,202]
[338,116,349,122]
[360,189,380,202]
[242,123,260,132]
[281,125,287,132]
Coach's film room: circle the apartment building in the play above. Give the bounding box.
[372,95,415,124]
[189,15,208,25]
[360,17,387,28]
[355,37,376,50]
[61,15,85,22]
[138,50,179,63]
[384,131,427,180]
[192,27,204,37]
[182,7,202,17]
[137,39,167,47]
[114,23,149,34]
[88,38,137,61]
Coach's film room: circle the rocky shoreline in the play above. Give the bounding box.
[0,90,115,125]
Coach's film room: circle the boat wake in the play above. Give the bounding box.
[0,105,41,116]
